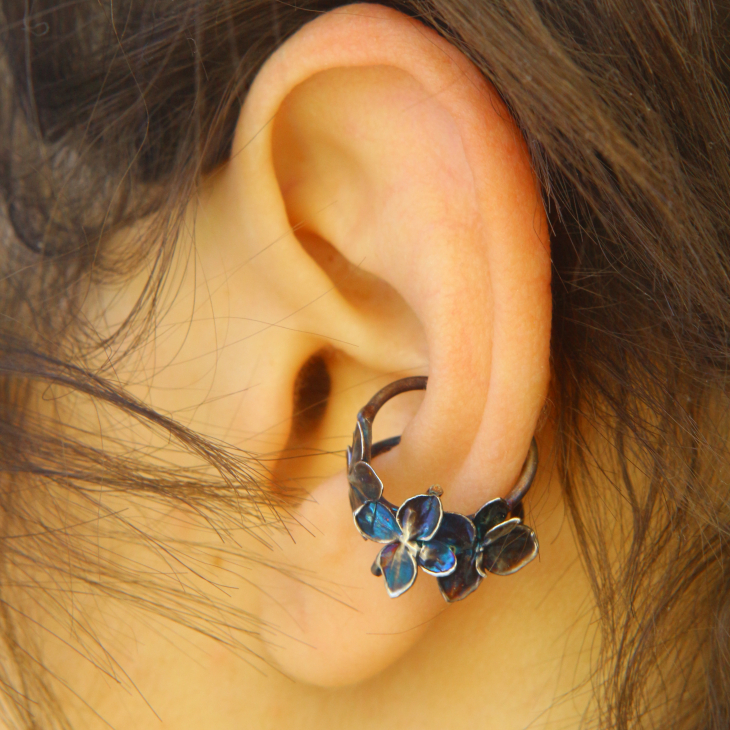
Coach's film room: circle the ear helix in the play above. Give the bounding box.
[348,376,539,602]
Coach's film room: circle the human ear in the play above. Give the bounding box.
[196,3,550,686]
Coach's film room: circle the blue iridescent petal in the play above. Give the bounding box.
[437,551,482,603]
[348,461,384,502]
[434,512,476,555]
[472,498,510,542]
[476,518,539,577]
[418,539,457,576]
[397,494,443,541]
[379,542,417,598]
[354,501,400,543]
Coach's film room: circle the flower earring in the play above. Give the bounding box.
[347,376,539,601]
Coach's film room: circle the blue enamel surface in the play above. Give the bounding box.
[397,494,442,541]
[355,501,400,543]
[418,539,457,576]
[379,542,417,597]
[435,512,476,555]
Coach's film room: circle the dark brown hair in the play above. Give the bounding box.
[1,0,730,727]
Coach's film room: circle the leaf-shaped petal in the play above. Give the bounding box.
[434,512,476,555]
[348,461,384,502]
[354,501,400,543]
[437,551,482,603]
[351,422,365,464]
[472,498,510,542]
[397,494,443,541]
[379,542,417,598]
[476,518,539,576]
[346,445,353,473]
[418,540,457,576]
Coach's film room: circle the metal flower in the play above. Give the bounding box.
[354,493,457,598]
[435,498,539,602]
[347,419,535,600]
[433,511,481,602]
[346,422,383,509]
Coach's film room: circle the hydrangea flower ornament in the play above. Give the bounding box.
[348,377,540,602]
[435,498,539,602]
[354,491,457,598]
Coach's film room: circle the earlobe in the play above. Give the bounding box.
[200,3,551,685]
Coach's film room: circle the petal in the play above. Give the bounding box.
[472,498,510,542]
[476,518,539,576]
[346,445,353,472]
[354,501,401,543]
[434,512,476,555]
[351,422,365,464]
[397,494,443,541]
[348,461,384,502]
[437,551,482,603]
[379,542,417,598]
[418,540,457,576]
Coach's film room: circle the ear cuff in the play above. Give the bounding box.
[347,376,539,601]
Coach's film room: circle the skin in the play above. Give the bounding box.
[18,5,598,729]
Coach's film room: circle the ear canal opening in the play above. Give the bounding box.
[270,349,334,501]
[291,350,331,438]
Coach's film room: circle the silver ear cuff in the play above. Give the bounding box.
[347,376,539,601]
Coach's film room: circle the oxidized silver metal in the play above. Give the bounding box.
[347,376,539,601]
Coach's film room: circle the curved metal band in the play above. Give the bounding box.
[356,376,538,511]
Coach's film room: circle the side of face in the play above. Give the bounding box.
[22,6,596,730]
